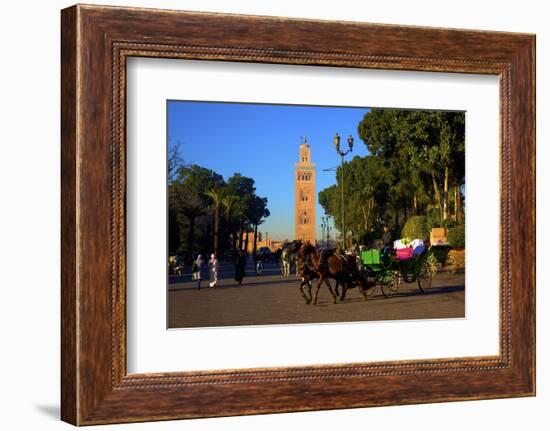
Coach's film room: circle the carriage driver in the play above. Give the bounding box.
[381,223,394,255]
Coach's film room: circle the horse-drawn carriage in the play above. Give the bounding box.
[286,238,454,305]
[359,244,453,297]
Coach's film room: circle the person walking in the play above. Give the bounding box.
[191,254,205,290]
[234,250,246,285]
[255,253,264,275]
[208,253,220,288]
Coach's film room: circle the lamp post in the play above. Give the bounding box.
[326,216,332,247]
[321,215,328,247]
[333,133,353,249]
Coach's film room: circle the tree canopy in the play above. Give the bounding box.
[319,109,465,245]
[168,164,270,260]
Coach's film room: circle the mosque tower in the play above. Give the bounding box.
[294,137,316,244]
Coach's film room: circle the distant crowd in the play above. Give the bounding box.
[170,249,279,289]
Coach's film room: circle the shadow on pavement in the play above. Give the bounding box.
[303,284,465,306]
[169,277,301,292]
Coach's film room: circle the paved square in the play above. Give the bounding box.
[168,263,465,328]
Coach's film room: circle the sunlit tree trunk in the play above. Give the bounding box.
[238,220,244,251]
[218,211,224,254]
[226,210,234,251]
[253,224,258,255]
[454,185,459,223]
[362,206,369,230]
[443,167,449,222]
[456,183,464,224]
[431,171,442,222]
[232,230,237,250]
[212,205,220,253]
[244,226,250,254]
[187,216,195,255]
[237,231,242,250]
[205,220,212,253]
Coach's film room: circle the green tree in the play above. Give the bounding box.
[402,111,464,222]
[248,195,270,254]
[221,194,240,251]
[205,188,226,253]
[401,215,429,240]
[226,174,257,251]
[357,109,465,226]
[318,155,390,241]
[179,200,205,255]
[168,165,225,254]
[168,166,270,257]
[319,109,464,246]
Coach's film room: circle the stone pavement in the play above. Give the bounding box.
[168,263,465,328]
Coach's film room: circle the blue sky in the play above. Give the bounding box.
[167,100,371,241]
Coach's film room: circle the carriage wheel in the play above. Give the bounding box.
[364,276,377,298]
[417,261,433,292]
[446,255,457,274]
[366,284,377,298]
[381,271,401,297]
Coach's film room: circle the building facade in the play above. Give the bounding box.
[243,231,285,254]
[294,138,316,244]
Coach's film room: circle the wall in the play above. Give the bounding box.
[0,0,546,430]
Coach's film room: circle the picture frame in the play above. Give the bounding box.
[61,4,535,425]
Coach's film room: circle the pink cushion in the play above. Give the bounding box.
[396,248,414,261]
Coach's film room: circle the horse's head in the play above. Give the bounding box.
[286,240,303,254]
[298,241,317,258]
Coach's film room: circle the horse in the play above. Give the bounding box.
[298,243,372,305]
[295,247,334,304]
[281,249,291,277]
[281,240,301,277]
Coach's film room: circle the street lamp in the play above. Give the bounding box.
[321,215,329,247]
[333,133,353,249]
[326,216,332,247]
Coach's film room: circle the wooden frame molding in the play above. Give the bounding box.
[61,4,535,425]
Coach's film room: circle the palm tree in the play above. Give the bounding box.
[252,219,265,254]
[221,194,239,251]
[180,203,205,255]
[232,199,248,252]
[248,196,270,255]
[205,188,225,253]
[243,223,253,254]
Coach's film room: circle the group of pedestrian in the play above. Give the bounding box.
[191,250,248,290]
[191,253,220,290]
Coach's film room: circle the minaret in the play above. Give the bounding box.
[294,137,316,244]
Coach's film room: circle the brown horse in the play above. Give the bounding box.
[295,247,334,304]
[298,243,372,305]
[281,240,321,303]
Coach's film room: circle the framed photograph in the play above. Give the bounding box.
[61,4,535,425]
